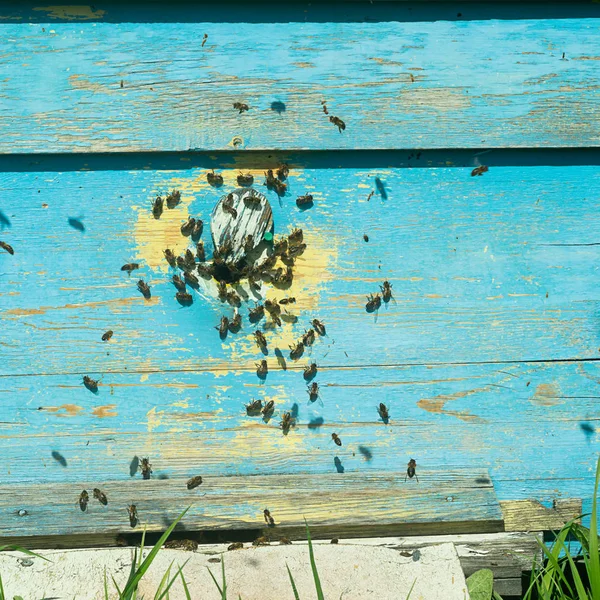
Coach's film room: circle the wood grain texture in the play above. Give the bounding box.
[501,498,582,532]
[0,12,599,151]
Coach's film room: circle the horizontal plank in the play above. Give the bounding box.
[501,498,582,532]
[0,15,599,151]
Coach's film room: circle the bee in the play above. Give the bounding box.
[332,433,342,446]
[217,241,233,260]
[139,457,152,479]
[471,165,488,177]
[254,330,267,349]
[329,115,346,132]
[273,238,288,257]
[237,172,254,186]
[280,252,295,267]
[269,314,282,328]
[217,281,228,302]
[245,399,263,415]
[197,262,214,278]
[264,299,281,316]
[277,164,289,180]
[302,329,316,347]
[202,33,208,46]
[331,538,339,544]
[304,362,317,380]
[296,194,314,208]
[102,330,113,342]
[152,196,164,219]
[184,249,196,269]
[121,263,139,274]
[288,228,303,246]
[181,217,196,237]
[165,539,198,551]
[264,169,277,189]
[256,359,268,377]
[0,241,14,255]
[229,311,242,332]
[264,509,275,526]
[262,400,275,417]
[184,271,199,288]
[249,304,265,323]
[79,490,89,512]
[280,411,294,432]
[164,249,177,267]
[380,281,393,302]
[321,100,328,115]
[83,376,99,393]
[216,316,230,338]
[233,102,249,114]
[169,276,185,295]
[367,191,374,202]
[226,289,241,307]
[289,341,304,361]
[176,292,193,306]
[378,403,390,422]
[93,488,108,506]
[287,243,306,258]
[196,241,206,262]
[365,293,381,312]
[191,219,204,240]
[273,179,287,196]
[127,504,138,528]
[279,537,292,545]
[244,192,261,209]
[307,382,319,401]
[207,169,223,187]
[363,234,369,242]
[260,253,278,270]
[137,280,151,299]
[312,319,326,336]
[244,235,254,254]
[222,193,238,219]
[253,536,269,547]
[228,542,244,551]
[406,458,418,482]
[186,475,203,490]
[165,189,181,209]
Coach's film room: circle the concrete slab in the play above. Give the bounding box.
[0,541,469,600]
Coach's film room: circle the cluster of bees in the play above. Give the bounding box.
[365,280,393,312]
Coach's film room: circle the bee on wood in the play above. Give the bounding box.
[256,359,268,378]
[302,329,316,347]
[365,293,381,312]
[253,536,269,547]
[264,509,275,526]
[165,539,198,551]
[287,243,306,258]
[380,281,393,302]
[279,297,295,305]
[121,263,139,274]
[273,178,287,196]
[102,330,113,342]
[288,228,303,246]
[363,234,369,243]
[273,238,288,257]
[217,281,228,301]
[229,311,242,333]
[216,316,230,338]
[83,376,99,393]
[222,193,238,219]
[244,192,261,209]
[367,191,374,202]
[217,241,233,260]
[191,219,203,240]
[187,475,203,490]
[79,490,89,512]
[184,271,199,289]
[197,262,214,278]
[196,241,206,262]
[165,189,181,209]
[262,400,275,418]
[176,291,193,306]
[226,289,241,307]
[164,249,177,267]
[280,537,292,545]
[228,542,244,551]
[233,102,249,114]
[93,488,108,506]
[304,362,317,380]
[264,299,281,316]
[254,330,267,349]
[332,433,342,446]
[152,196,164,219]
[471,165,488,177]
[331,538,339,544]
[207,169,223,187]
[277,164,289,180]
[289,341,304,361]
[280,252,295,267]
[321,100,328,115]
[172,274,187,293]
[329,116,346,132]
[0,241,14,255]
[246,399,263,415]
[378,403,390,422]
[139,457,152,479]
[406,458,418,482]
[264,169,277,189]
[249,304,265,323]
[269,314,282,328]
[137,280,151,299]
[243,235,254,254]
[202,33,208,46]
[296,194,314,208]
[280,411,294,433]
[260,253,278,270]
[237,172,254,186]
[184,249,196,269]
[307,382,319,401]
[312,319,326,336]
[127,504,138,528]
[181,217,196,237]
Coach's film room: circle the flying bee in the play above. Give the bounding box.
[102,330,113,342]
[406,458,418,482]
[246,399,263,415]
[365,293,381,312]
[279,297,295,305]
[176,291,193,306]
[289,341,304,361]
[226,289,241,307]
[93,488,108,506]
[273,238,288,257]
[186,475,203,490]
[229,311,242,333]
[288,228,303,246]
[237,172,254,186]
[137,280,151,299]
[249,304,265,323]
[79,490,89,512]
[181,217,196,237]
[380,281,393,302]
[244,192,261,209]
[152,196,164,219]
[228,542,244,551]
[287,243,306,258]
[197,262,214,278]
[164,249,177,267]
[307,382,319,401]
[378,403,390,422]
[121,262,139,274]
[304,362,317,380]
[165,189,181,209]
[264,509,275,526]
[184,271,199,288]
[302,329,316,347]
[321,100,328,115]
[0,241,14,255]
[312,319,326,336]
[139,457,152,479]
[206,169,223,187]
[262,400,275,417]
[471,165,488,177]
[83,376,99,393]
[277,164,289,180]
[280,411,295,432]
[196,241,206,262]
[332,433,342,446]
[264,299,281,316]
[222,193,238,219]
[256,359,268,377]
[367,191,374,202]
[191,219,204,240]
[217,281,228,302]
[127,504,138,528]
[233,102,249,113]
[254,330,267,349]
[296,194,314,208]
[244,235,254,254]
[216,316,230,338]
[329,115,346,132]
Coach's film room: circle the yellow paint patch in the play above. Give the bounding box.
[4,296,159,317]
[417,387,488,423]
[92,404,118,418]
[68,74,112,94]
[530,383,562,407]
[44,404,83,417]
[33,5,106,20]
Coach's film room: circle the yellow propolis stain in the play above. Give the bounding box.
[92,404,118,418]
[417,387,488,423]
[530,383,562,407]
[33,5,106,19]
[44,404,83,417]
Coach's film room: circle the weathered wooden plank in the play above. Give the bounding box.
[501,498,582,532]
[0,13,599,151]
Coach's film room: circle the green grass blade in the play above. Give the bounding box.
[563,543,590,600]
[0,573,5,600]
[111,574,123,597]
[138,529,147,569]
[589,456,600,598]
[304,520,324,600]
[104,568,109,600]
[206,566,224,597]
[0,545,49,562]
[537,535,575,597]
[405,578,417,600]
[221,554,227,599]
[179,568,192,600]
[124,548,139,600]
[154,562,173,600]
[286,563,301,600]
[155,559,190,600]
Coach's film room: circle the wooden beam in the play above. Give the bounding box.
[501,498,582,532]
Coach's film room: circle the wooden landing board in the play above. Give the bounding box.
[0,5,599,151]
